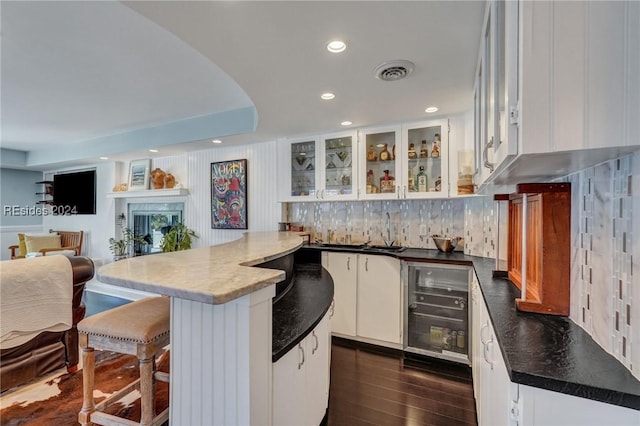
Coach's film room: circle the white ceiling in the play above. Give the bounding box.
[1,1,485,170]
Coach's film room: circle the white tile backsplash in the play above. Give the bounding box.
[567,153,639,379]
[287,152,639,379]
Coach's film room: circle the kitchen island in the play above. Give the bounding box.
[98,232,319,425]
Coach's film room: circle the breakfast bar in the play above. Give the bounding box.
[97,232,306,425]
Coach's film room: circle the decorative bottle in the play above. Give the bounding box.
[420,140,428,158]
[380,169,395,193]
[417,166,427,192]
[408,143,417,159]
[431,134,441,158]
[379,143,391,161]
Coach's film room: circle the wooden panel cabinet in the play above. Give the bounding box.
[502,183,571,315]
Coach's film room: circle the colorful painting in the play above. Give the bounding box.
[211,159,248,229]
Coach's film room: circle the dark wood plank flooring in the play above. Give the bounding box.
[82,290,131,317]
[328,341,477,426]
[83,292,477,425]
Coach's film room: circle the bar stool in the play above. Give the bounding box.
[78,297,170,426]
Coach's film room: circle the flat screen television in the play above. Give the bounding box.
[53,170,96,215]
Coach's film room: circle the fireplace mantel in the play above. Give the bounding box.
[106,188,189,198]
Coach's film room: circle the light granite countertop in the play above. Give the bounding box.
[97,232,304,304]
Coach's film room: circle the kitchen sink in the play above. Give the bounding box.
[362,245,406,253]
[315,243,366,249]
[314,242,406,253]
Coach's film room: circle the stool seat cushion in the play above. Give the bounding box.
[79,297,169,344]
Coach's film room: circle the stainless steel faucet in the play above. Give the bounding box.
[384,212,393,247]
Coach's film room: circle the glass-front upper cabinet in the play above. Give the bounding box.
[401,119,449,199]
[358,125,401,200]
[277,136,321,202]
[320,131,358,200]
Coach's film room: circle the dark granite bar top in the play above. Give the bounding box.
[305,244,640,411]
[272,261,334,362]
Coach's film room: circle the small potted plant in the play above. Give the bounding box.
[160,222,198,252]
[109,227,146,261]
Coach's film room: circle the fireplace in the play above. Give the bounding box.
[128,203,184,255]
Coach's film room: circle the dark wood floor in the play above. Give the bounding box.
[82,290,131,317]
[327,341,477,426]
[83,292,477,425]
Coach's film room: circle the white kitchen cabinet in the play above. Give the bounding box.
[320,130,359,201]
[518,384,640,426]
[472,273,514,426]
[272,312,330,426]
[323,252,403,347]
[321,252,357,337]
[474,0,518,188]
[475,0,640,188]
[470,273,482,404]
[359,121,452,200]
[356,254,402,345]
[277,136,321,202]
[472,273,639,426]
[277,131,358,202]
[401,119,450,199]
[358,124,402,200]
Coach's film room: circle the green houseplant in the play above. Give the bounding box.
[160,222,198,252]
[109,227,145,260]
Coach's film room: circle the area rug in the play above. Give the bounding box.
[0,350,169,425]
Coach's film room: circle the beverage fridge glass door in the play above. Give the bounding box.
[404,262,471,364]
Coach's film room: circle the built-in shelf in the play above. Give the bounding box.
[106,188,189,198]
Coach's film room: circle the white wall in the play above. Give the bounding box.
[185,140,279,247]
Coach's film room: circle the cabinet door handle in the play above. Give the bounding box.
[347,256,350,271]
[483,136,495,172]
[480,323,490,344]
[365,257,369,272]
[483,338,494,370]
[312,331,319,354]
[403,185,407,199]
[330,299,335,318]
[298,343,305,370]
[396,185,400,199]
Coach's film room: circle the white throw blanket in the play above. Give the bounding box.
[0,255,73,349]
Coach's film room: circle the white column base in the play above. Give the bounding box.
[170,286,274,425]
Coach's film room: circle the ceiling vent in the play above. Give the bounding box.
[373,60,415,81]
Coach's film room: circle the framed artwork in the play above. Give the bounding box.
[211,159,247,229]
[128,159,151,190]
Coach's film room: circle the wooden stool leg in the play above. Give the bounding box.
[78,347,95,425]
[139,356,155,426]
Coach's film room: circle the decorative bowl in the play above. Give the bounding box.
[432,235,462,253]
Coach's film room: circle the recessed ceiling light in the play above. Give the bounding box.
[327,40,346,53]
[99,156,109,160]
[425,107,439,113]
[341,121,353,126]
[149,149,159,153]
[212,139,222,144]
[321,92,335,100]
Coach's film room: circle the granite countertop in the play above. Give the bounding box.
[272,261,334,362]
[306,244,640,411]
[97,232,303,304]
